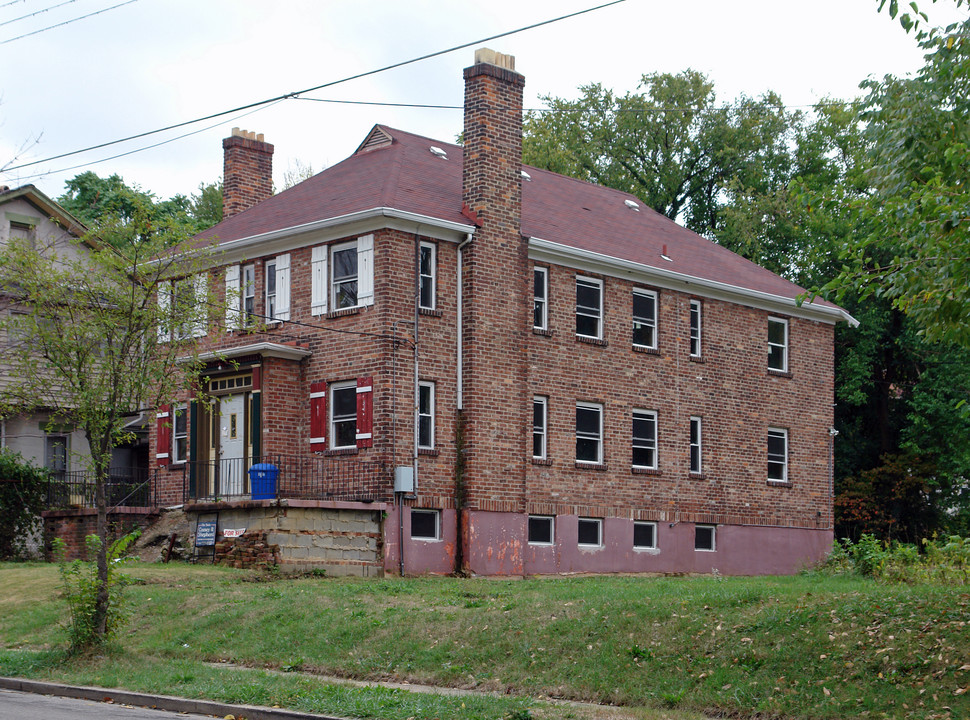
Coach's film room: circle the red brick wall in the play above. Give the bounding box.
[223,132,274,219]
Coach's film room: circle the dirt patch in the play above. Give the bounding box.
[131,507,192,562]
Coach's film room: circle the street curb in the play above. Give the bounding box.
[0,676,347,720]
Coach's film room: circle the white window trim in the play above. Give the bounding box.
[633,521,657,550]
[329,380,357,451]
[632,288,658,350]
[532,396,548,460]
[632,409,658,470]
[768,316,789,372]
[419,241,437,311]
[533,266,548,331]
[768,426,789,483]
[242,263,255,325]
[689,416,702,474]
[527,515,555,546]
[331,240,359,310]
[418,381,435,450]
[576,276,603,340]
[690,299,702,357]
[411,508,441,542]
[265,259,278,323]
[577,517,603,548]
[576,401,603,465]
[695,524,717,552]
[172,404,188,465]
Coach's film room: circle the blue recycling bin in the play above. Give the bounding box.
[249,463,278,500]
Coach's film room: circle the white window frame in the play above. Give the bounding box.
[419,242,437,311]
[690,299,702,357]
[577,517,603,548]
[532,396,547,460]
[329,381,358,450]
[242,264,255,325]
[632,289,658,349]
[633,521,657,550]
[768,316,789,372]
[533,267,548,331]
[527,515,555,546]
[265,260,278,322]
[418,381,435,450]
[632,409,658,470]
[411,508,441,541]
[172,404,188,464]
[575,276,603,340]
[768,427,789,483]
[576,402,603,465]
[695,524,716,552]
[689,416,702,474]
[331,240,359,310]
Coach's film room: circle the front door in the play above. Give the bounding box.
[219,394,246,496]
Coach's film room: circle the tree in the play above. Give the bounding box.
[0,449,47,559]
[280,159,316,191]
[825,8,970,345]
[523,70,802,243]
[58,172,222,242]
[0,216,215,644]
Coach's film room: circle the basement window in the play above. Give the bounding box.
[578,517,602,547]
[411,509,440,541]
[633,521,657,550]
[528,515,554,545]
[695,525,716,552]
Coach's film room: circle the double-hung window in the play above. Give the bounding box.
[329,381,358,450]
[689,299,702,357]
[533,267,548,330]
[768,317,788,371]
[576,277,602,339]
[576,402,603,464]
[532,396,548,459]
[332,242,359,310]
[632,289,658,349]
[172,404,188,464]
[689,416,702,474]
[632,410,658,470]
[242,264,255,325]
[768,427,788,483]
[418,381,435,450]
[419,242,436,311]
[265,260,277,320]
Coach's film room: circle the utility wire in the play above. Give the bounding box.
[3,0,626,172]
[0,0,31,8]
[1,0,139,45]
[0,0,78,28]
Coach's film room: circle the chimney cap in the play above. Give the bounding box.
[230,127,265,142]
[474,47,515,71]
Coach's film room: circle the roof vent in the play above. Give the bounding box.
[521,170,532,181]
[661,244,673,262]
[624,199,640,211]
[430,146,448,159]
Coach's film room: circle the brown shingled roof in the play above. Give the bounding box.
[198,125,841,312]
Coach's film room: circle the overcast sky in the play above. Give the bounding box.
[1,0,967,203]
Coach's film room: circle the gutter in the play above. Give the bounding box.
[529,237,859,327]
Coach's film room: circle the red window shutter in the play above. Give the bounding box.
[155,404,172,466]
[309,381,327,452]
[356,376,373,448]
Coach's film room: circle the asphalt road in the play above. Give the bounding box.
[0,688,213,719]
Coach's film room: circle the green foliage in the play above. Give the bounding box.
[57,172,222,244]
[52,530,140,651]
[823,533,970,584]
[0,450,47,559]
[824,12,970,345]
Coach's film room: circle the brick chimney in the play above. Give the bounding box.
[222,128,274,219]
[459,48,528,563]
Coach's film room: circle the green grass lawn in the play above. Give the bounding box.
[1,562,967,720]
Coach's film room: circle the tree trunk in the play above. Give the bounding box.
[89,434,111,641]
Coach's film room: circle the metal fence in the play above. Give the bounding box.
[45,468,156,510]
[181,454,391,504]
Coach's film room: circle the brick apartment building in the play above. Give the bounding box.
[151,48,854,577]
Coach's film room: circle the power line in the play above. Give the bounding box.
[3,0,626,172]
[1,0,139,45]
[0,0,78,28]
[0,0,31,8]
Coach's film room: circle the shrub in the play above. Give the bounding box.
[52,529,140,651]
[821,534,970,584]
[0,449,48,559]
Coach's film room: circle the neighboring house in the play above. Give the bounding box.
[152,48,855,577]
[0,184,149,481]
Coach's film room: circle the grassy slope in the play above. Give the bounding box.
[1,563,968,720]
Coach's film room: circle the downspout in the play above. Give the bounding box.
[456,233,473,409]
[455,233,473,575]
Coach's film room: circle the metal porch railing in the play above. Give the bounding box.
[45,468,156,510]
